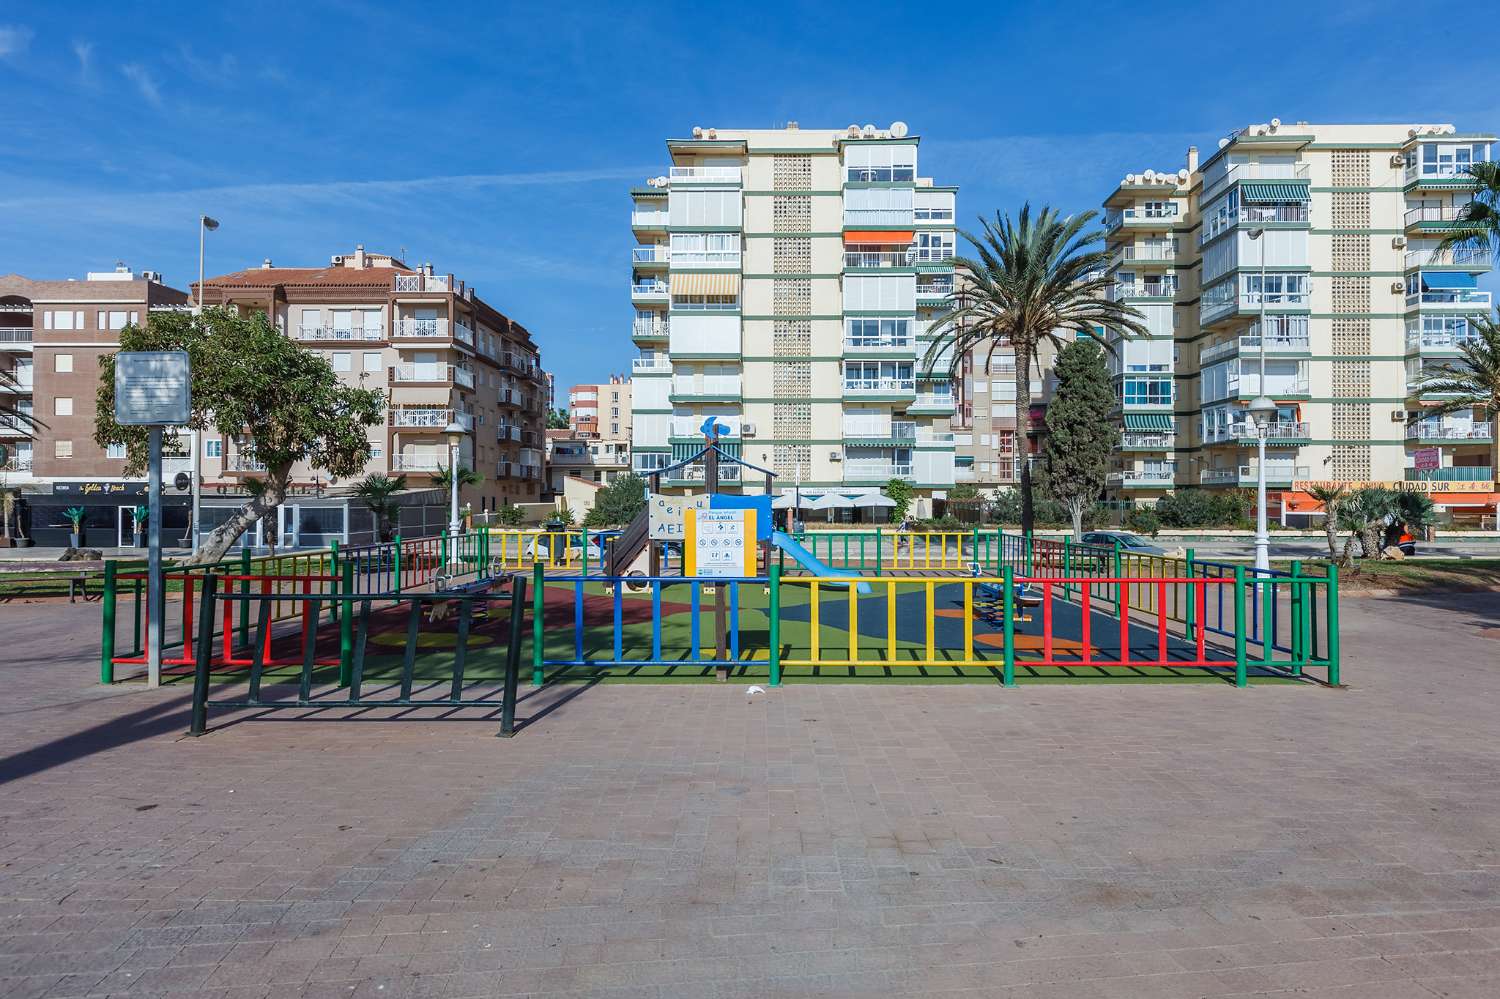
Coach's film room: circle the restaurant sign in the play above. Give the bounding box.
[1294,479,1495,494]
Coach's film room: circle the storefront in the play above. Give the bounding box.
[1284,480,1500,529]
[29,480,191,548]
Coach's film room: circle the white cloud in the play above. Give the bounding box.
[120,63,163,107]
[0,25,34,58]
[177,44,237,83]
[72,39,94,79]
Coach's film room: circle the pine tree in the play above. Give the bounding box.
[1042,338,1118,539]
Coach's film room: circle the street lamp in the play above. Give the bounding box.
[443,421,467,565]
[189,214,219,553]
[1247,226,1272,573]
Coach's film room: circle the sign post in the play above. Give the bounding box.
[114,351,191,688]
[685,508,756,681]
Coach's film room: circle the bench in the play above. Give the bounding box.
[0,560,104,602]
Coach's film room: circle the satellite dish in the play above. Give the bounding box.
[1269,117,1281,130]
[1144,170,1157,182]
[862,124,877,138]
[847,124,861,137]
[1178,168,1189,181]
[173,472,191,491]
[890,121,908,138]
[1218,137,1231,149]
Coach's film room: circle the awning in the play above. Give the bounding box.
[1240,182,1310,203]
[1124,414,1174,431]
[1422,272,1477,290]
[844,230,914,245]
[671,272,740,295]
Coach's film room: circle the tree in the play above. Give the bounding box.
[1437,161,1500,262]
[583,472,647,527]
[429,463,483,492]
[241,477,277,554]
[1409,313,1500,478]
[546,408,570,430]
[1041,339,1118,539]
[885,478,915,523]
[94,308,384,564]
[495,502,526,527]
[925,205,1149,534]
[1388,491,1436,549]
[1337,487,1397,565]
[354,473,406,541]
[1306,483,1348,561]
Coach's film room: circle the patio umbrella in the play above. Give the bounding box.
[771,492,805,509]
[806,492,854,522]
[851,493,896,508]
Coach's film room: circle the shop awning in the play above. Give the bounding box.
[1421,271,1477,290]
[1123,414,1174,431]
[1240,182,1310,203]
[844,230,914,244]
[670,272,740,295]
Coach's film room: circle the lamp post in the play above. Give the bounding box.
[190,215,219,553]
[1247,226,1273,573]
[443,420,467,568]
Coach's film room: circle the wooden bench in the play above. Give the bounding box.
[0,560,105,602]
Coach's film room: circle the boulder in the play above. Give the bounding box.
[58,547,104,562]
[1381,545,1406,561]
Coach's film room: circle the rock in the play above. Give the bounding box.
[58,547,104,562]
[1382,546,1406,560]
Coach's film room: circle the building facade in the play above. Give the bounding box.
[628,122,958,511]
[197,248,547,518]
[1102,122,1497,520]
[568,375,631,441]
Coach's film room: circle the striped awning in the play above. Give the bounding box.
[1123,414,1173,431]
[671,272,740,296]
[1240,182,1310,203]
[844,230,914,244]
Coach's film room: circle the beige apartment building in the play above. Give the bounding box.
[1102,121,1497,521]
[568,375,630,440]
[628,121,958,512]
[197,248,547,516]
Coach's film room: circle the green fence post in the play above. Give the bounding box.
[338,560,354,688]
[1002,566,1015,687]
[1289,559,1304,675]
[875,527,883,577]
[329,539,341,627]
[440,529,448,568]
[392,534,402,594]
[1184,547,1196,633]
[971,527,980,572]
[1062,537,1072,600]
[992,529,1002,574]
[531,561,545,686]
[768,564,782,687]
[1326,564,1340,686]
[237,546,251,649]
[1233,565,1248,688]
[581,530,590,577]
[1024,532,1034,576]
[100,560,117,684]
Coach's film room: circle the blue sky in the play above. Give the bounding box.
[1,1,1495,391]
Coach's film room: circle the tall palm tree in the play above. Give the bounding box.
[429,463,483,491]
[1305,483,1347,560]
[353,473,406,541]
[925,205,1149,532]
[1438,161,1500,261]
[1409,313,1500,481]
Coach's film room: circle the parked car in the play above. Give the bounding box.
[1080,530,1168,556]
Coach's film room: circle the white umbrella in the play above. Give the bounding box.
[806,493,853,510]
[771,493,804,510]
[851,493,896,508]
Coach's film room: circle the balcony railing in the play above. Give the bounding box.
[843,334,914,352]
[1407,289,1492,308]
[1115,243,1178,266]
[1227,421,1310,443]
[1108,467,1176,484]
[632,319,669,339]
[1406,161,1484,183]
[452,321,474,346]
[1406,422,1494,442]
[1404,466,1493,481]
[1406,326,1480,350]
[391,363,473,388]
[1201,289,1311,323]
[1120,433,1174,449]
[631,210,669,227]
[392,408,453,429]
[0,329,34,344]
[672,376,741,397]
[669,464,742,483]
[631,357,671,373]
[911,392,954,408]
[392,318,449,339]
[0,455,33,471]
[1241,203,1309,223]
[916,281,955,300]
[496,424,522,442]
[1112,281,1178,300]
[631,246,670,265]
[228,454,267,472]
[393,274,451,293]
[296,325,383,341]
[1105,205,1180,230]
[1238,464,1309,482]
[844,250,915,268]
[1405,204,1470,227]
[1405,246,1492,269]
[845,463,914,481]
[669,166,742,183]
[1202,161,1310,201]
[631,281,670,299]
[669,415,740,438]
[844,209,915,226]
[392,453,444,471]
[1201,468,1236,484]
[844,377,916,393]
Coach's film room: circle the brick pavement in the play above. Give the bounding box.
[1,592,1498,997]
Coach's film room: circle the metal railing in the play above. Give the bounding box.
[0,329,33,343]
[393,274,451,293]
[391,408,453,429]
[631,246,670,264]
[669,166,742,182]
[1404,465,1493,481]
[392,318,449,338]
[844,250,914,268]
[1406,423,1493,441]
[844,378,916,393]
[631,356,671,373]
[1120,432,1173,449]
[631,319,669,338]
[1407,289,1491,308]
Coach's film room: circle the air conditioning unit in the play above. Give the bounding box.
[829,450,842,461]
[1391,281,1406,294]
[1391,410,1407,422]
[1392,236,1407,249]
[740,421,756,436]
[1390,153,1406,167]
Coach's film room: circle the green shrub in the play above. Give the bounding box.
[1124,506,1161,537]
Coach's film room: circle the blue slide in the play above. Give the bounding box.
[770,531,872,594]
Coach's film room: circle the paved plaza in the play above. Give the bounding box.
[1,591,1499,998]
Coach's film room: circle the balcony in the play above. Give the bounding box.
[1201,286,1310,326]
[1108,467,1176,486]
[227,453,267,472]
[1405,246,1492,270]
[392,408,456,429]
[1110,280,1178,301]
[1200,327,1313,366]
[669,415,741,438]
[496,423,522,442]
[843,332,915,353]
[668,166,742,184]
[667,463,742,485]
[1202,161,1310,202]
[844,463,915,484]
[631,209,669,229]
[1406,322,1480,352]
[671,375,741,400]
[392,318,451,339]
[393,274,453,293]
[0,454,32,472]
[1120,433,1174,450]
[844,250,915,269]
[631,281,670,303]
[392,453,444,472]
[631,318,669,341]
[1211,421,1311,445]
[1406,422,1494,443]
[390,363,474,388]
[631,356,671,374]
[296,324,383,342]
[1406,160,1485,184]
[844,208,915,227]
[1105,205,1180,232]
[916,280,955,303]
[631,246,670,267]
[1112,242,1178,267]
[1404,204,1471,230]
[1404,466,1493,481]
[0,329,34,349]
[0,373,33,394]
[908,391,955,412]
[1406,289,1491,310]
[0,410,33,435]
[1239,464,1309,484]
[844,377,916,395]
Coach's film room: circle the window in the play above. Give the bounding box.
[54,397,73,416]
[106,443,127,459]
[845,318,912,348]
[914,231,954,262]
[331,351,352,372]
[669,232,740,264]
[670,294,738,311]
[844,187,914,222]
[45,310,83,331]
[54,353,73,373]
[1244,273,1307,304]
[914,190,955,221]
[369,442,383,459]
[843,274,915,311]
[1121,376,1172,407]
[96,311,129,330]
[363,351,382,372]
[205,439,222,458]
[844,143,917,182]
[667,190,741,227]
[54,440,73,458]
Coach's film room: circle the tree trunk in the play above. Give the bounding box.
[1014,345,1034,535]
[1323,514,1339,561]
[189,466,289,565]
[1069,499,1085,542]
[1338,531,1357,568]
[1361,523,1384,561]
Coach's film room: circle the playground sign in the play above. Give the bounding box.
[649,493,711,541]
[684,508,756,578]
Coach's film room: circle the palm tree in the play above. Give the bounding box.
[429,463,483,491]
[1409,314,1500,480]
[1437,161,1500,262]
[1337,487,1398,564]
[925,205,1149,533]
[353,473,406,541]
[1305,483,1347,560]
[1388,491,1436,550]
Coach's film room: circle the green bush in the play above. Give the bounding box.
[1124,506,1161,537]
[1154,489,1252,528]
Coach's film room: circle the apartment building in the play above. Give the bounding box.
[197,248,547,518]
[545,429,630,492]
[628,122,958,512]
[0,267,194,545]
[952,344,1067,491]
[568,374,631,440]
[1102,121,1497,520]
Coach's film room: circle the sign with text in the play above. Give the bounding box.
[114,351,191,426]
[1294,479,1495,494]
[1412,447,1441,473]
[684,508,756,579]
[648,493,711,541]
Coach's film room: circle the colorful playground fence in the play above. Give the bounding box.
[187,573,529,738]
[487,529,621,575]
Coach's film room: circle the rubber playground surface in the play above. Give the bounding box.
[131,574,1298,690]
